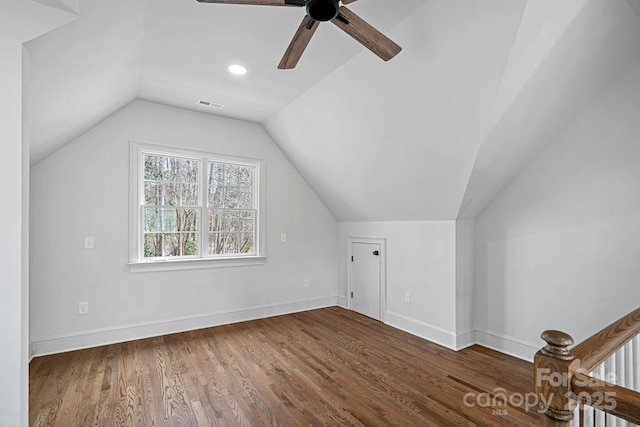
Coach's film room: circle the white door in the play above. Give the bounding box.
[350,242,381,320]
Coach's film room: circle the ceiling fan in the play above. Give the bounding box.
[196,0,402,69]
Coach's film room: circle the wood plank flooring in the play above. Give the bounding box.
[30,307,546,426]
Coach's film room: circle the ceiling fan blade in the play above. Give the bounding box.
[197,0,305,6]
[331,6,401,61]
[278,16,320,69]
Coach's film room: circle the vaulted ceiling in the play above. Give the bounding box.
[25,0,640,221]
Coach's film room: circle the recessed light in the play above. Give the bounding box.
[228,64,248,76]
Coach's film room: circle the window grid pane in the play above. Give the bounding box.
[208,209,256,255]
[208,162,255,209]
[143,232,200,258]
[144,208,199,233]
[143,154,200,208]
[142,207,200,258]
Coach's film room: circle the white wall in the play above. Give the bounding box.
[338,221,458,348]
[1,3,76,425]
[0,38,28,427]
[474,55,640,361]
[30,100,338,355]
[455,219,475,349]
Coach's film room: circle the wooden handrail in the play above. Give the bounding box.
[572,376,640,424]
[572,307,640,373]
[534,307,640,426]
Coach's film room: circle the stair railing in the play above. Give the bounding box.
[534,307,640,426]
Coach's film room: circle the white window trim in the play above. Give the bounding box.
[128,141,266,272]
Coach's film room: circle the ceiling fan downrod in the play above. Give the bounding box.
[306,0,339,22]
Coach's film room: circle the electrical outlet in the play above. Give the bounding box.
[78,301,89,315]
[304,278,310,288]
[84,236,94,249]
[280,233,287,243]
[404,293,411,304]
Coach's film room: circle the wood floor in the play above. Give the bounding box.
[30,307,545,426]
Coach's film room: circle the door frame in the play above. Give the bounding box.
[347,236,387,322]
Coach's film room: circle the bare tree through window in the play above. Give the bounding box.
[140,152,257,259]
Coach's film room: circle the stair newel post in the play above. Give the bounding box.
[534,330,580,426]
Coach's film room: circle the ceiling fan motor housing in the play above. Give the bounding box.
[306,0,340,22]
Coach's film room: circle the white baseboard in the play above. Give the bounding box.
[474,329,539,362]
[381,312,539,362]
[454,329,477,351]
[31,299,541,364]
[336,295,348,308]
[31,296,339,358]
[385,311,457,350]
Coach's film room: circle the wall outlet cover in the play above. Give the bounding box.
[84,237,94,249]
[78,301,89,315]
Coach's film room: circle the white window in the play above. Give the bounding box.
[129,142,265,271]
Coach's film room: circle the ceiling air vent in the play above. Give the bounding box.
[197,99,224,110]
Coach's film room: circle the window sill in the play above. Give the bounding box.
[127,256,267,273]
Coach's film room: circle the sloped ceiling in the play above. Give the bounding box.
[24,0,640,221]
[2,0,77,44]
[32,0,79,15]
[138,0,426,123]
[26,0,145,163]
[26,0,425,163]
[266,0,528,221]
[459,0,640,218]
